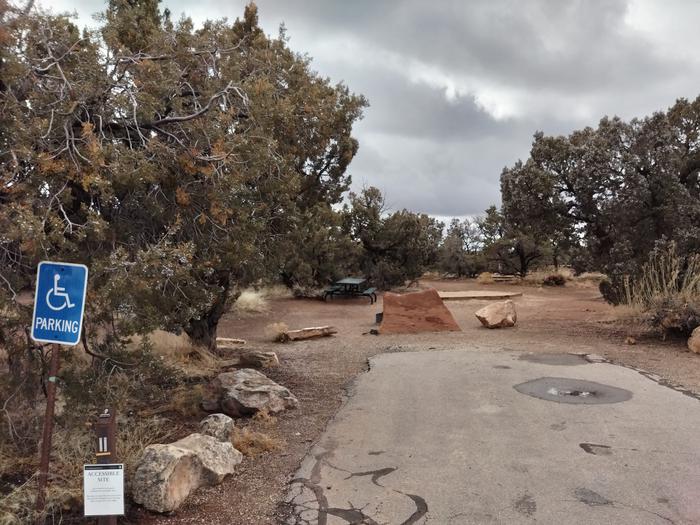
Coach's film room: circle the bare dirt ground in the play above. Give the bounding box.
[142,278,700,525]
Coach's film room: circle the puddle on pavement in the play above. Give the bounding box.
[514,377,633,404]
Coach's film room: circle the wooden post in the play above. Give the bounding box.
[95,408,118,525]
[35,344,61,524]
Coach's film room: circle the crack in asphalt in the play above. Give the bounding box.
[288,448,428,524]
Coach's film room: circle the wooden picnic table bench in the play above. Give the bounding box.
[323,278,377,304]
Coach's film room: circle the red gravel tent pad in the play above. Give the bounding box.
[379,288,461,334]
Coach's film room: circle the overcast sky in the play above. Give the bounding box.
[42,0,700,218]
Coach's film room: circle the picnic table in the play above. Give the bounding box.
[323,277,377,304]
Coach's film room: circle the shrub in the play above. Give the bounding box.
[476,272,495,284]
[231,428,283,456]
[266,322,289,342]
[233,289,270,315]
[542,274,566,286]
[621,243,700,336]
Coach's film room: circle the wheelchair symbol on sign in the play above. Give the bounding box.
[46,274,75,311]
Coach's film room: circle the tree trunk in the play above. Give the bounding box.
[185,274,234,350]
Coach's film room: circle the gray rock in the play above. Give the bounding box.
[132,444,203,513]
[239,351,279,368]
[207,368,299,417]
[199,413,235,442]
[171,433,242,484]
[475,300,517,329]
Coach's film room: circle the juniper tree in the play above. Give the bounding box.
[0,1,366,350]
[500,98,700,299]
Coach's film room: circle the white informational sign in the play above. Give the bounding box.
[83,464,125,517]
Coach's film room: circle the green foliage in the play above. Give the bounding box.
[438,218,486,277]
[500,98,700,298]
[278,204,360,293]
[0,1,366,349]
[475,206,544,277]
[343,188,444,289]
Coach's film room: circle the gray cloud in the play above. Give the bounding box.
[43,0,700,215]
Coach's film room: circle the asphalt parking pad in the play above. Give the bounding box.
[286,349,700,524]
[514,377,633,404]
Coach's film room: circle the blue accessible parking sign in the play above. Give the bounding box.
[31,261,88,346]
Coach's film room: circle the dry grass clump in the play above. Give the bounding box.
[621,245,700,336]
[476,272,495,284]
[233,286,293,316]
[234,289,270,315]
[252,408,277,427]
[231,427,283,456]
[265,322,289,342]
[523,267,574,286]
[165,384,207,419]
[127,329,196,360]
[260,285,294,300]
[575,271,606,283]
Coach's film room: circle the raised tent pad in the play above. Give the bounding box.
[437,290,522,301]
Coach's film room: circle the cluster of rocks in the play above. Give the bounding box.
[134,356,298,513]
[475,300,517,329]
[132,414,241,513]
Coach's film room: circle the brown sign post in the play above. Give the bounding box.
[94,408,118,525]
[35,344,61,523]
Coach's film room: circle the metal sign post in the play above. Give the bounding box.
[34,344,60,520]
[31,261,88,523]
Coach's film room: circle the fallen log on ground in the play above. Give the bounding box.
[279,326,338,342]
[216,337,246,348]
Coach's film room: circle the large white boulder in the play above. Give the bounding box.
[475,300,517,329]
[689,327,700,354]
[132,444,204,513]
[132,433,242,513]
[204,368,299,417]
[171,433,242,484]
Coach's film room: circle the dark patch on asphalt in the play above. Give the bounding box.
[514,377,633,404]
[575,488,612,506]
[345,467,397,487]
[580,443,612,455]
[494,365,511,369]
[514,493,537,516]
[397,492,428,525]
[518,353,588,366]
[288,450,428,524]
[326,507,379,524]
[550,421,567,431]
[368,450,385,456]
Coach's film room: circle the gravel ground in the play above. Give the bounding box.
[138,279,700,524]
